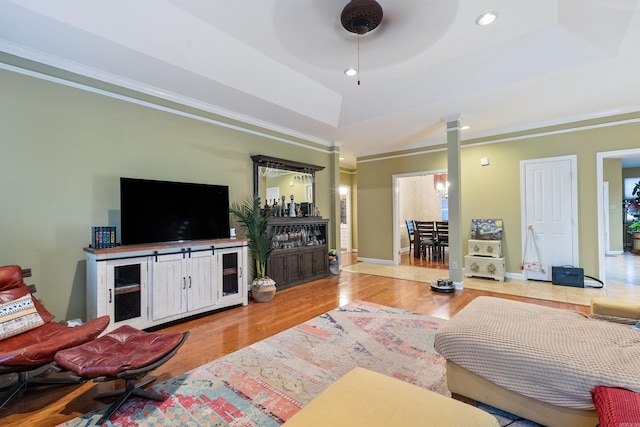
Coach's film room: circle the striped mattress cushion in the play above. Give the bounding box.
[434,296,640,409]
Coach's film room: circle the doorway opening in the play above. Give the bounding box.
[340,186,352,253]
[597,148,640,283]
[392,171,447,265]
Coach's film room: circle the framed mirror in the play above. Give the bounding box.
[252,155,324,214]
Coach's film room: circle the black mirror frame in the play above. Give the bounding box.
[251,155,325,207]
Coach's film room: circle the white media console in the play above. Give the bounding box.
[85,239,248,332]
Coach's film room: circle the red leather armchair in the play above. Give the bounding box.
[0,265,110,409]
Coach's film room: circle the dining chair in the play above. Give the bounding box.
[405,220,415,255]
[414,220,436,260]
[435,221,449,262]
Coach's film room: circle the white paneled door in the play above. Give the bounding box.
[521,156,578,281]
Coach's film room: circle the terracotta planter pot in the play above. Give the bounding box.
[251,278,276,302]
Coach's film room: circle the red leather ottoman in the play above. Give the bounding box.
[55,325,188,425]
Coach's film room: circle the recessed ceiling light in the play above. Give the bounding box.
[461,125,470,130]
[344,68,358,77]
[476,11,498,26]
[339,157,345,160]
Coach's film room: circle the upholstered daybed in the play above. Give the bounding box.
[283,367,500,427]
[434,296,640,427]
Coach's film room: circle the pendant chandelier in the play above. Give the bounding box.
[434,173,449,198]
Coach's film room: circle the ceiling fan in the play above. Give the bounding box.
[340,0,384,35]
[340,0,384,84]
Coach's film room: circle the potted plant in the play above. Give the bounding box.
[627,180,640,254]
[229,195,277,302]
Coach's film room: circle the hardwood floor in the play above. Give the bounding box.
[1,254,589,427]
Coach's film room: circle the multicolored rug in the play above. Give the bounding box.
[59,301,538,426]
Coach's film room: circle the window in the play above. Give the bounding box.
[441,193,449,220]
[624,177,640,199]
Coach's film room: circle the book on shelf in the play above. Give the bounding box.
[92,226,117,248]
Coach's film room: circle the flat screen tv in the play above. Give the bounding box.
[120,177,230,245]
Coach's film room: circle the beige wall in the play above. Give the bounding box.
[603,158,623,252]
[357,114,640,276]
[400,175,442,221]
[398,175,443,250]
[0,67,335,321]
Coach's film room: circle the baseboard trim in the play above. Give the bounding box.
[356,257,396,266]
[605,250,623,256]
[505,271,526,280]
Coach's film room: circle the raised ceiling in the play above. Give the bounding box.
[1,0,639,167]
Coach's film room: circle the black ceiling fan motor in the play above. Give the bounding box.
[341,0,384,35]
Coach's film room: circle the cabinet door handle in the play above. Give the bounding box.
[183,277,186,289]
[188,276,192,288]
[239,267,242,278]
[108,288,112,303]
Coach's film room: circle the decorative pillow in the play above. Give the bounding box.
[31,295,55,323]
[591,386,640,427]
[0,286,55,323]
[0,294,45,340]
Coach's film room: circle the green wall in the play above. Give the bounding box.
[4,57,639,319]
[603,158,623,252]
[357,114,640,276]
[357,149,447,260]
[0,67,335,321]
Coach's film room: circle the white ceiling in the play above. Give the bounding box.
[1,0,640,167]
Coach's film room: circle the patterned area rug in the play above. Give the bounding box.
[59,301,538,426]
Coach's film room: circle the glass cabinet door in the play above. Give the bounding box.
[113,263,141,322]
[222,251,239,297]
[218,248,243,304]
[105,257,148,328]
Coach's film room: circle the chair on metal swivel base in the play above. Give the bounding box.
[0,265,110,409]
[55,325,189,425]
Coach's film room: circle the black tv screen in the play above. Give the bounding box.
[120,177,230,245]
